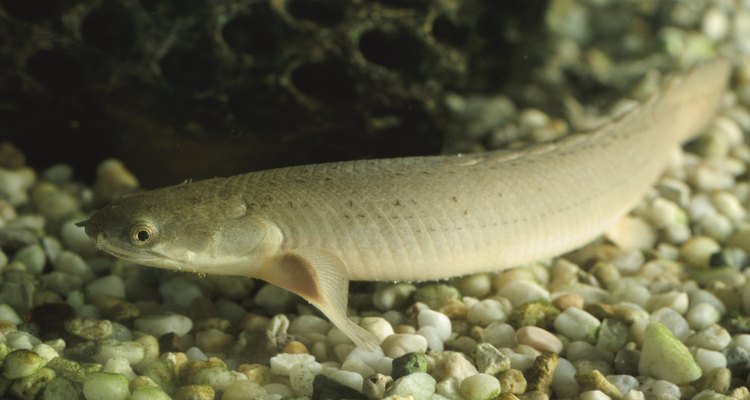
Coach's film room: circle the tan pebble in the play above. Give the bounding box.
[238,363,271,385]
[282,341,309,354]
[193,317,231,333]
[526,352,559,395]
[516,326,563,353]
[440,298,468,318]
[498,369,527,395]
[552,293,584,310]
[173,384,215,400]
[237,314,270,332]
[394,325,416,334]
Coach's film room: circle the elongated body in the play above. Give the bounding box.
[79,59,732,349]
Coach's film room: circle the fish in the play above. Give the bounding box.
[77,58,732,350]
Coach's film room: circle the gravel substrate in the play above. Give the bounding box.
[3,1,750,400]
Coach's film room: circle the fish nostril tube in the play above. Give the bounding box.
[75,219,99,238]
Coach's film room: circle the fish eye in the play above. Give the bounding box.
[130,221,158,245]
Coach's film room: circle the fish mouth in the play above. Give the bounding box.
[94,234,162,265]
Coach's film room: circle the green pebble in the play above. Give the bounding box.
[82,372,129,400]
[508,300,559,329]
[459,373,502,400]
[2,349,47,379]
[414,284,460,310]
[312,374,367,400]
[391,352,427,380]
[65,317,114,341]
[46,357,87,385]
[43,377,78,400]
[472,343,510,375]
[173,385,215,400]
[638,322,702,384]
[10,367,55,399]
[130,386,172,400]
[690,390,733,400]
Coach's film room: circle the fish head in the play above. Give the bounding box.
[76,180,282,275]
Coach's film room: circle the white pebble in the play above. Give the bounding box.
[331,369,364,392]
[607,374,638,397]
[608,281,650,307]
[554,307,600,343]
[646,291,688,314]
[269,353,316,376]
[102,358,136,381]
[32,343,59,362]
[459,373,501,400]
[185,347,208,361]
[0,303,22,324]
[222,381,266,400]
[263,383,295,397]
[551,357,579,398]
[418,309,452,341]
[702,6,730,41]
[289,361,321,396]
[693,348,727,372]
[712,191,746,221]
[417,325,444,351]
[92,340,145,366]
[133,313,193,337]
[688,289,726,314]
[381,334,428,358]
[605,216,655,250]
[342,346,386,376]
[361,317,395,343]
[496,280,549,306]
[580,390,612,400]
[685,324,731,351]
[482,322,516,348]
[686,303,720,330]
[639,379,680,400]
[649,308,690,340]
[467,299,506,325]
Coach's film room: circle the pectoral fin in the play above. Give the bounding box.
[256,248,380,351]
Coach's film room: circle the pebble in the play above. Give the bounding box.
[85,276,126,299]
[553,307,600,343]
[516,326,563,353]
[497,369,527,395]
[173,385,215,400]
[381,334,428,358]
[195,328,234,353]
[92,339,145,365]
[133,313,193,337]
[269,353,316,376]
[418,309,452,341]
[312,374,367,400]
[472,343,510,375]
[483,322,517,348]
[391,352,427,380]
[386,372,436,400]
[596,319,629,353]
[639,379,680,400]
[0,303,22,324]
[434,352,478,381]
[363,373,392,399]
[681,236,721,268]
[459,373,502,400]
[414,284,461,310]
[452,274,492,298]
[553,293,584,310]
[646,291,689,314]
[686,303,721,330]
[638,322,702,384]
[497,280,550,307]
[607,374,639,397]
[694,348,727,373]
[605,216,656,250]
[373,283,417,310]
[575,369,622,399]
[289,361,321,396]
[83,372,130,400]
[44,377,80,400]
[467,299,507,325]
[13,244,46,274]
[649,308,690,340]
[2,349,47,379]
